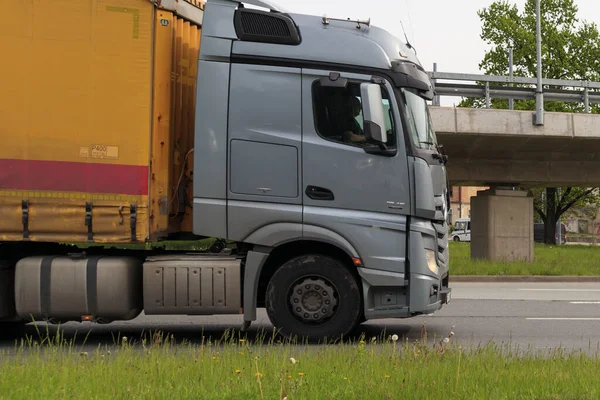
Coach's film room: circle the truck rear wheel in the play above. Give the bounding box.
[265,254,361,342]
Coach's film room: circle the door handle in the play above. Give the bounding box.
[305,186,334,201]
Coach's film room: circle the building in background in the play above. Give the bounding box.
[449,186,488,226]
[563,208,600,234]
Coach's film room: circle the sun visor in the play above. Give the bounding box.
[391,60,435,101]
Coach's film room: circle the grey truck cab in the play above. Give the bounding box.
[192,0,451,339]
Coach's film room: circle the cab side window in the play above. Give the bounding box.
[312,80,395,148]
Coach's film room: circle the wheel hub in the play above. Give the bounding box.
[290,278,338,323]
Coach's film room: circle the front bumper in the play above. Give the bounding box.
[407,216,450,315]
[409,272,451,315]
[440,286,451,305]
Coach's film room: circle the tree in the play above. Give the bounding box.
[461,0,600,112]
[460,0,600,244]
[529,187,600,243]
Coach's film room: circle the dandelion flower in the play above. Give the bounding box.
[235,370,242,375]
[290,357,297,364]
[212,356,218,360]
[391,334,399,342]
[122,336,128,343]
[255,372,263,377]
[384,375,390,379]
[298,372,305,377]
[443,337,450,344]
[343,377,348,381]
[287,375,292,379]
[239,339,246,343]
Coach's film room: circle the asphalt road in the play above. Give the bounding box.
[3,282,600,355]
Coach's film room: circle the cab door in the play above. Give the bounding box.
[300,69,412,272]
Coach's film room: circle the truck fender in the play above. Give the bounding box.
[242,223,361,323]
[243,222,360,259]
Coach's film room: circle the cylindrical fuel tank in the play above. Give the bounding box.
[15,255,143,323]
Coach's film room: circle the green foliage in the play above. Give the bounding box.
[528,187,600,222]
[459,0,600,112]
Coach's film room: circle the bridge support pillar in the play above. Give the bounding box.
[470,188,534,262]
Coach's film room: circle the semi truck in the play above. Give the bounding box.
[0,0,451,341]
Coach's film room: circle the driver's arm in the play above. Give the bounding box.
[343,130,366,143]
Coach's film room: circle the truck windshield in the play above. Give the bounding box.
[400,88,437,150]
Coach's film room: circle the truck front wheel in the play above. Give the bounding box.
[265,254,361,342]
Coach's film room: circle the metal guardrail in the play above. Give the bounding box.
[427,71,600,113]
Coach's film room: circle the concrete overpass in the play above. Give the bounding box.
[430,106,600,261]
[429,106,600,262]
[426,71,600,262]
[431,107,600,187]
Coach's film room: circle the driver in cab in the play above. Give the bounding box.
[342,96,366,144]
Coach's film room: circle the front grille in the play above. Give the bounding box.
[432,194,449,270]
[432,220,449,269]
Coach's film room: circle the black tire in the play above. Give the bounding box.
[265,254,361,343]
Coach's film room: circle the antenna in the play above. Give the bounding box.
[400,20,417,55]
[322,15,371,29]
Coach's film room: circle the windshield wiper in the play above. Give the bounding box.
[418,141,449,165]
[433,144,449,165]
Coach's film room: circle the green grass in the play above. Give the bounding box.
[450,242,600,276]
[2,328,600,399]
[567,232,600,239]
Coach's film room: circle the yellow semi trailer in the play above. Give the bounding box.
[0,0,204,244]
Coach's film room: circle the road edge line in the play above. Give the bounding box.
[451,275,600,283]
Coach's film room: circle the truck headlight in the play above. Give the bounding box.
[425,249,439,275]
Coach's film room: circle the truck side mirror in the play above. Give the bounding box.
[360,83,387,144]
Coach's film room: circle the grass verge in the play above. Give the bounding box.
[2,328,600,399]
[450,242,600,276]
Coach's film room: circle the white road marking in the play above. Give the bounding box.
[518,289,600,292]
[570,302,600,304]
[527,318,600,321]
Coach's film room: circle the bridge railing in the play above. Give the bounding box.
[427,71,600,113]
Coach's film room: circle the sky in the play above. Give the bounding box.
[269,0,600,106]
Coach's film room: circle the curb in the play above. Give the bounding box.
[450,275,600,283]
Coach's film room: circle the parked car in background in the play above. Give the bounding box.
[452,218,471,242]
